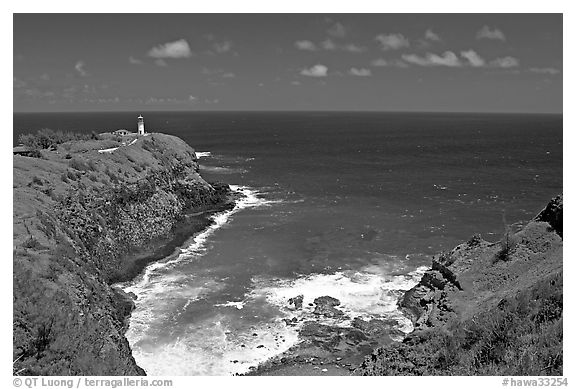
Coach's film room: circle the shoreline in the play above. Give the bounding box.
[247,196,563,376]
[13,132,240,375]
[111,195,237,285]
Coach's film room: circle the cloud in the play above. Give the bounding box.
[460,50,486,67]
[154,59,168,67]
[529,67,561,75]
[295,40,317,51]
[221,72,236,78]
[375,33,410,51]
[476,26,506,41]
[370,58,389,67]
[213,41,232,54]
[327,22,347,38]
[129,56,143,65]
[342,43,366,53]
[402,51,461,67]
[301,64,328,77]
[148,39,192,58]
[370,58,409,68]
[297,39,365,53]
[74,61,88,77]
[490,56,519,68]
[321,39,337,51]
[349,67,372,77]
[39,73,50,81]
[425,29,441,42]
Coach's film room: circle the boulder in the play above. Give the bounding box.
[534,195,563,237]
[288,295,304,310]
[313,296,345,318]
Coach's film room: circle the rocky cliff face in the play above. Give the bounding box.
[13,133,234,375]
[356,196,563,376]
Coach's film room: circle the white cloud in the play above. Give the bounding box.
[296,39,365,53]
[39,73,50,81]
[301,64,328,77]
[370,58,409,68]
[490,56,519,68]
[327,22,347,38]
[460,50,486,67]
[221,72,236,78]
[402,51,462,67]
[75,61,88,76]
[375,34,410,51]
[129,56,143,65]
[371,58,389,67]
[154,59,168,67]
[213,41,232,54]
[476,26,506,41]
[349,67,372,77]
[529,67,561,75]
[189,95,197,101]
[342,43,366,53]
[321,39,337,51]
[295,40,317,51]
[148,39,192,58]
[425,29,441,41]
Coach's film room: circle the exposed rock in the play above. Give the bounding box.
[534,195,563,237]
[313,296,345,318]
[288,295,304,310]
[13,133,235,375]
[356,195,563,376]
[351,318,398,337]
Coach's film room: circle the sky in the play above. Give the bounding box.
[13,13,563,113]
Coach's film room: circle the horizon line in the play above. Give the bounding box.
[13,109,563,115]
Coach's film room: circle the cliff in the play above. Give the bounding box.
[356,195,563,376]
[13,133,234,375]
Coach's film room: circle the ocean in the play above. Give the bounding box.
[13,111,563,375]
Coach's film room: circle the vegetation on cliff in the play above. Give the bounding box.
[13,132,233,375]
[356,196,563,376]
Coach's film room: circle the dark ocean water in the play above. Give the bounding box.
[13,111,563,375]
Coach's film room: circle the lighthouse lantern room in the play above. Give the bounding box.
[137,115,145,135]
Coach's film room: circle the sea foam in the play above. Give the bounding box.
[249,265,428,333]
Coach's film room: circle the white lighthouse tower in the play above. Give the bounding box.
[137,115,145,135]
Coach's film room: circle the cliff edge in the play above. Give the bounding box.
[13,133,234,375]
[356,195,563,376]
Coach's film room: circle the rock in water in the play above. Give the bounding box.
[288,294,304,310]
[313,296,345,318]
[534,195,563,237]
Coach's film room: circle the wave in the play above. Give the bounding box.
[195,151,212,158]
[128,314,299,376]
[122,185,275,293]
[249,265,428,333]
[198,165,248,174]
[121,185,286,374]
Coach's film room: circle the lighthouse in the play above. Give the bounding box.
[137,115,145,135]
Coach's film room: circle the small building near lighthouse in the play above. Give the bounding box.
[137,115,145,135]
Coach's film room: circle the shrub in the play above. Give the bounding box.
[69,158,90,172]
[22,236,42,250]
[494,226,519,263]
[31,176,43,186]
[467,234,482,247]
[27,150,43,159]
[18,128,91,150]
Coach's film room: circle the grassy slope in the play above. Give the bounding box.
[356,200,563,376]
[13,133,230,375]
